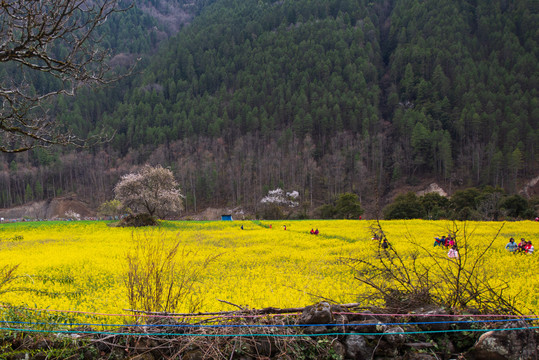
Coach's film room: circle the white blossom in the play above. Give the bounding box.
[287,190,299,199]
[260,188,299,207]
[114,165,184,218]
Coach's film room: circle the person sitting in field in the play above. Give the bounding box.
[448,245,459,259]
[310,228,315,234]
[443,234,455,248]
[517,238,527,253]
[525,241,534,254]
[372,233,380,241]
[381,238,389,250]
[505,238,518,253]
[434,235,445,247]
[314,229,319,235]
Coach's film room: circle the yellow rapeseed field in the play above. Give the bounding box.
[0,220,537,319]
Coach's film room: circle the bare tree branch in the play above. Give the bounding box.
[0,0,134,152]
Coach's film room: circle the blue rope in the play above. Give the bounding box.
[0,317,537,329]
[0,317,539,328]
[0,325,537,337]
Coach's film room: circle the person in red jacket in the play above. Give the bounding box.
[517,238,527,253]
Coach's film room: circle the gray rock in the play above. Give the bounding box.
[331,340,346,359]
[374,338,401,357]
[345,334,372,360]
[299,301,334,324]
[302,325,329,334]
[331,306,349,332]
[468,321,537,360]
[438,337,456,356]
[347,320,380,334]
[410,306,452,331]
[383,326,406,344]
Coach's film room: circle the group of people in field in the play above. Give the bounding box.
[309,228,319,235]
[434,234,459,258]
[505,237,534,254]
[371,233,390,250]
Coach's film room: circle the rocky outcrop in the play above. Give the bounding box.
[0,196,95,220]
[416,183,448,197]
[520,175,539,198]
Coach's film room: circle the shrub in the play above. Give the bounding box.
[500,194,532,219]
[450,188,482,211]
[334,193,364,219]
[258,203,285,219]
[125,231,219,316]
[420,192,450,219]
[383,192,425,219]
[97,199,125,218]
[118,213,158,227]
[316,203,337,219]
[316,193,363,219]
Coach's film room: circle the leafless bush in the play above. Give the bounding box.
[125,230,219,318]
[345,221,520,314]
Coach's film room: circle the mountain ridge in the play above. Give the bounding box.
[0,0,537,214]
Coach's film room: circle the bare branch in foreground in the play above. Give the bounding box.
[0,0,135,152]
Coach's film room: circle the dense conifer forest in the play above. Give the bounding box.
[0,0,538,217]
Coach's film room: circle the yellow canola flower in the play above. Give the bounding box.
[0,219,536,323]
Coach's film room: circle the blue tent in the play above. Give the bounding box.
[221,214,233,221]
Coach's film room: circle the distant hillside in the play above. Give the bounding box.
[0,0,537,213]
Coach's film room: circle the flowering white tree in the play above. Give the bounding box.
[114,165,183,219]
[260,188,299,207]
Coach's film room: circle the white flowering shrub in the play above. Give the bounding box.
[260,188,299,207]
[114,165,184,219]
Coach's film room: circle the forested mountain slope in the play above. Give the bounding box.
[1,0,538,215]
